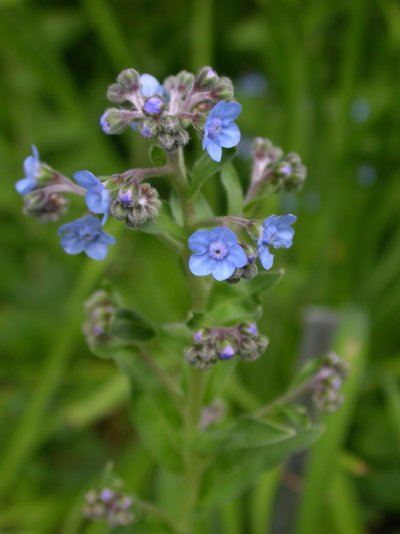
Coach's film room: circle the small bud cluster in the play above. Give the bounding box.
[184,322,269,370]
[227,242,258,283]
[312,352,348,412]
[101,66,238,153]
[83,488,135,528]
[23,190,69,223]
[251,137,307,193]
[82,290,116,349]
[110,182,161,229]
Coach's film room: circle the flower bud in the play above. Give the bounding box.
[116,68,141,91]
[184,344,218,370]
[241,262,258,280]
[23,191,69,223]
[164,71,194,97]
[274,152,307,192]
[194,66,219,90]
[159,115,180,133]
[211,76,234,100]
[142,96,165,117]
[83,487,135,528]
[111,182,161,229]
[139,118,158,139]
[312,352,348,412]
[83,290,117,350]
[100,108,136,135]
[216,339,236,360]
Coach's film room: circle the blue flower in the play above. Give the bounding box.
[15,145,41,195]
[58,215,116,260]
[73,170,111,224]
[257,214,297,270]
[140,74,164,97]
[188,227,247,281]
[202,101,242,162]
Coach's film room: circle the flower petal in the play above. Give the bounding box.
[74,170,98,189]
[219,123,241,148]
[205,139,222,162]
[259,245,274,270]
[188,230,212,253]
[189,253,216,276]
[276,214,297,227]
[60,236,86,255]
[140,74,162,97]
[220,101,242,123]
[85,189,103,213]
[211,260,236,281]
[227,243,248,268]
[85,240,109,260]
[15,177,36,195]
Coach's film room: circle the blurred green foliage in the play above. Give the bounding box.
[1,0,400,532]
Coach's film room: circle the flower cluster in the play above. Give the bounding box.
[312,352,349,412]
[82,290,117,349]
[246,138,306,203]
[83,488,135,528]
[184,322,269,370]
[110,181,161,229]
[101,66,241,161]
[188,214,296,281]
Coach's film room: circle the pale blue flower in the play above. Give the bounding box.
[140,74,164,97]
[202,101,242,162]
[58,215,115,260]
[258,214,296,270]
[15,145,41,195]
[188,227,247,281]
[73,170,111,224]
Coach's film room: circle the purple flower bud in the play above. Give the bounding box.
[100,488,114,502]
[218,344,235,360]
[143,96,164,116]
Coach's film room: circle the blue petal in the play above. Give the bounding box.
[220,101,242,123]
[74,170,99,189]
[99,231,116,245]
[227,243,248,268]
[140,74,162,97]
[219,123,241,148]
[85,189,104,213]
[259,245,274,270]
[60,236,86,255]
[262,215,278,229]
[210,227,238,244]
[276,214,297,227]
[212,260,236,281]
[15,177,36,194]
[85,240,109,260]
[188,230,212,252]
[189,253,216,276]
[204,139,222,162]
[207,100,226,120]
[31,145,39,160]
[23,155,39,180]
[275,228,294,248]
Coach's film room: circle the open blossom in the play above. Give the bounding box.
[202,101,242,162]
[188,227,247,281]
[258,214,296,270]
[73,170,111,224]
[58,215,115,260]
[15,145,42,195]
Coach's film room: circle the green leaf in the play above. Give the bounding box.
[189,148,237,199]
[206,270,283,325]
[131,395,183,473]
[110,308,156,344]
[140,208,185,241]
[195,417,295,454]
[221,162,244,215]
[199,424,323,510]
[148,144,167,167]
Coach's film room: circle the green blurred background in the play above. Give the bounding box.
[1,0,400,532]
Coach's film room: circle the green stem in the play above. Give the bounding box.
[139,350,183,411]
[168,149,196,227]
[180,368,207,533]
[137,499,180,532]
[254,380,314,418]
